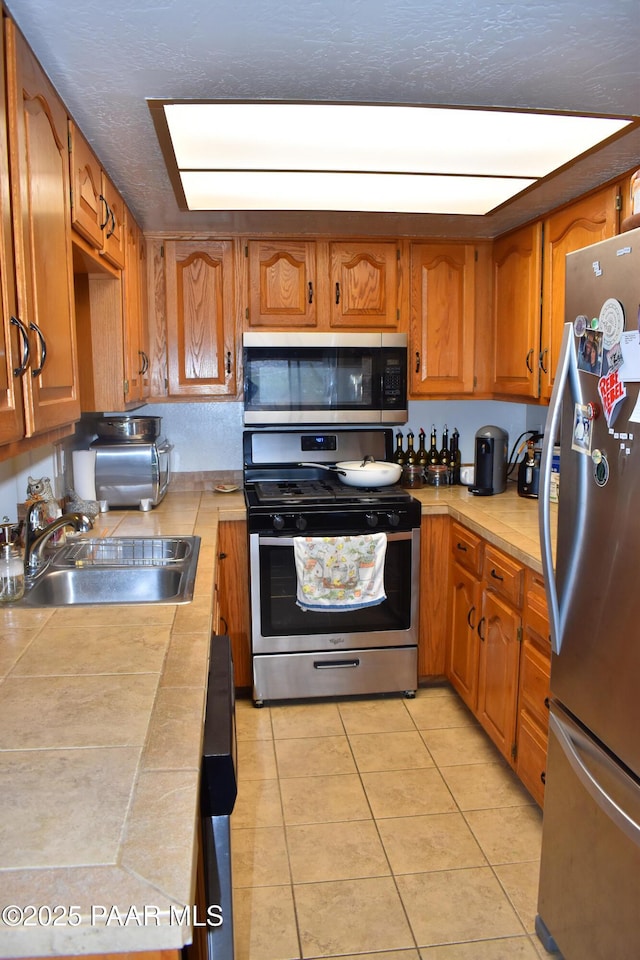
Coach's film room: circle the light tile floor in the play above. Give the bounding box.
[232,683,548,960]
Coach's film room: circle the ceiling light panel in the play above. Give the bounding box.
[155,101,634,214]
[180,171,536,215]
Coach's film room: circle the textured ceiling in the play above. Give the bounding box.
[4,0,640,238]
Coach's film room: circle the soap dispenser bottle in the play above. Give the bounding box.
[0,519,25,603]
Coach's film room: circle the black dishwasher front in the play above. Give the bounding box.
[200,634,237,960]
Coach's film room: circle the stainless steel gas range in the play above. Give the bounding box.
[243,428,421,706]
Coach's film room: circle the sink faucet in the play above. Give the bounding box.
[24,503,94,572]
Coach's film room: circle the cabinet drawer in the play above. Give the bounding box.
[483,545,524,608]
[451,522,483,575]
[525,568,550,641]
[520,631,551,728]
[517,709,548,807]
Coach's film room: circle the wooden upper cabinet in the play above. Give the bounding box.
[0,14,25,445]
[123,212,149,405]
[5,18,80,437]
[540,183,620,400]
[491,222,542,399]
[164,240,237,398]
[330,241,398,328]
[247,240,317,327]
[69,122,125,269]
[245,239,399,330]
[409,242,475,396]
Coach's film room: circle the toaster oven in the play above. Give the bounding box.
[89,437,172,509]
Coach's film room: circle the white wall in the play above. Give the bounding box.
[0,398,544,517]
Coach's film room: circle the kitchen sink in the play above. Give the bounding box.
[19,536,201,606]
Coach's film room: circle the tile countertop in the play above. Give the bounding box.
[0,481,549,959]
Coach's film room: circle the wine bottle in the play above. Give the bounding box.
[449,428,461,484]
[428,425,440,466]
[439,425,449,466]
[393,431,406,465]
[416,428,428,467]
[405,430,416,465]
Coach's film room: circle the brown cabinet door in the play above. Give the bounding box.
[0,16,24,445]
[491,222,542,398]
[101,171,125,269]
[330,241,398,328]
[476,587,521,761]
[123,213,149,404]
[69,121,104,250]
[217,521,252,689]
[247,239,317,327]
[448,561,481,711]
[410,242,476,395]
[164,240,237,397]
[540,184,620,400]
[6,19,80,436]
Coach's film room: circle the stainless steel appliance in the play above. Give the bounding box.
[200,633,237,960]
[243,332,408,425]
[537,228,640,958]
[469,425,508,495]
[244,428,420,706]
[90,436,172,508]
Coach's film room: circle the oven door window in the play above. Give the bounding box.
[258,533,412,637]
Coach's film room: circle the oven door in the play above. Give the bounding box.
[249,529,419,654]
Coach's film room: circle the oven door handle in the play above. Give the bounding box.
[314,659,360,669]
[257,531,414,546]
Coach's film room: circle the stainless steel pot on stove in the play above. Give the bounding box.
[95,416,162,441]
[299,456,402,487]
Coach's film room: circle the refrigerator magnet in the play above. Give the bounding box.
[572,404,593,455]
[598,298,625,349]
[574,315,587,337]
[577,330,603,376]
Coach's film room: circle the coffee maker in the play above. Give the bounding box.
[469,425,508,496]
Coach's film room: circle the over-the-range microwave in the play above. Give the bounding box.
[243,332,408,425]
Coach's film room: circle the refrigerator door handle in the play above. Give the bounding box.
[550,709,640,849]
[539,322,579,655]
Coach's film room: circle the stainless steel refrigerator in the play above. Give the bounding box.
[537,226,640,958]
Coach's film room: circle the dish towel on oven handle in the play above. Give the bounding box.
[293,533,387,612]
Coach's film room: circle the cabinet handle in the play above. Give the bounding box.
[106,207,116,239]
[539,348,549,374]
[99,195,110,230]
[544,696,550,710]
[541,771,546,785]
[226,351,232,375]
[415,351,420,373]
[467,605,476,630]
[456,542,467,552]
[335,282,340,304]
[218,552,227,560]
[220,616,229,634]
[490,568,504,582]
[29,322,47,377]
[477,616,486,640]
[308,281,313,304]
[10,316,31,376]
[526,348,534,373]
[138,350,149,375]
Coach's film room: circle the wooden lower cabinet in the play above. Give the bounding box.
[217,520,252,689]
[418,515,450,677]
[476,586,521,760]
[516,570,551,806]
[446,523,552,805]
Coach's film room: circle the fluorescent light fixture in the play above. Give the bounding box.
[149,101,635,215]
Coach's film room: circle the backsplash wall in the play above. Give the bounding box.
[0,399,543,517]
